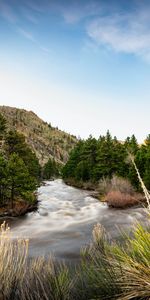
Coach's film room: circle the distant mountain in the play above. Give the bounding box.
[0,106,77,165]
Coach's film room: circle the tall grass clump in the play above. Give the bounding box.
[77,221,150,300]
[0,222,72,300]
[0,221,28,299]
[21,258,72,300]
[112,223,150,300]
[75,224,122,300]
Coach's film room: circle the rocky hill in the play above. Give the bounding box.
[0,106,77,165]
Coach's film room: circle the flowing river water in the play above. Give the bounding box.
[3,179,149,263]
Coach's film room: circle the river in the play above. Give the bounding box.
[2,179,149,263]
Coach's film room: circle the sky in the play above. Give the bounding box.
[0,0,150,142]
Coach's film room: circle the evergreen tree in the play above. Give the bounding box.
[124,134,139,155]
[5,130,41,181]
[79,136,97,181]
[43,158,59,179]
[94,132,115,180]
[7,153,37,208]
[62,140,84,179]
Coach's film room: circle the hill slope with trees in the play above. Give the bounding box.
[0,106,77,165]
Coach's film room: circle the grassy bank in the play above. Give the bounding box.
[0,217,150,300]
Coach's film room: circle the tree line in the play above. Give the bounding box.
[62,131,150,190]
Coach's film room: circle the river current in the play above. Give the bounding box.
[3,179,149,262]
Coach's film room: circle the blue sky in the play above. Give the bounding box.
[0,0,150,141]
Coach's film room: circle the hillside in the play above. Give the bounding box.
[0,106,77,165]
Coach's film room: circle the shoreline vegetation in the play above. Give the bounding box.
[64,177,146,208]
[62,132,150,209]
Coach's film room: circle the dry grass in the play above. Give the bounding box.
[105,190,140,208]
[98,175,135,195]
[0,222,72,300]
[99,175,142,208]
[0,222,28,299]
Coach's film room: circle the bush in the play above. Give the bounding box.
[98,175,135,195]
[98,175,143,208]
[104,190,140,208]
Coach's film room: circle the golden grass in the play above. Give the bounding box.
[0,222,72,300]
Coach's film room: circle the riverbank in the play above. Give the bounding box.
[0,199,38,218]
[63,178,146,208]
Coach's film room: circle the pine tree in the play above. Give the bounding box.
[5,130,41,181]
[43,158,59,179]
[7,153,37,208]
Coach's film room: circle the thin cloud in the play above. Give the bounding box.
[18,28,36,42]
[18,27,50,54]
[86,6,150,61]
[40,46,50,53]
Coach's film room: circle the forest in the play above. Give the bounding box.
[62,130,150,190]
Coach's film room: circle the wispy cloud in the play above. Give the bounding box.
[55,0,150,61]
[18,27,50,54]
[40,46,50,53]
[86,5,150,61]
[18,28,36,42]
